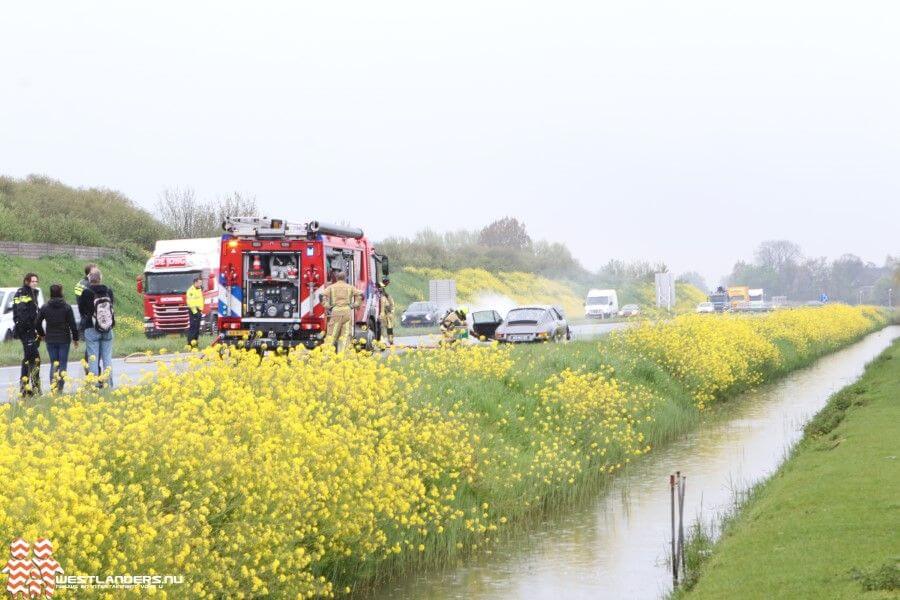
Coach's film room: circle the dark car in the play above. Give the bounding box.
[494,306,570,343]
[470,309,504,340]
[400,301,441,327]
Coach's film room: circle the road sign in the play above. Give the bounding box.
[656,272,675,311]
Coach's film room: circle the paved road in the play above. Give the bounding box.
[0,321,628,404]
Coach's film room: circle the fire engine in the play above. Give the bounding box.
[137,238,220,337]
[216,217,390,350]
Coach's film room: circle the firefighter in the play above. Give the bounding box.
[186,275,204,346]
[13,272,42,397]
[321,268,363,352]
[440,306,469,342]
[379,278,395,345]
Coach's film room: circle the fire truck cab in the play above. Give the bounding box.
[217,217,389,350]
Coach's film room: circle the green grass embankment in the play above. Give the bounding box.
[680,339,900,600]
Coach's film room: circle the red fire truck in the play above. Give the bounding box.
[137,238,220,337]
[216,217,389,350]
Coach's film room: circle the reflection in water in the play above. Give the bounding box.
[373,326,900,600]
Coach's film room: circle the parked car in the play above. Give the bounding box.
[696,301,715,314]
[617,304,640,317]
[495,306,570,343]
[470,309,504,340]
[400,301,441,327]
[0,287,45,342]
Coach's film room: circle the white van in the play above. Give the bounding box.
[0,287,45,342]
[584,288,619,319]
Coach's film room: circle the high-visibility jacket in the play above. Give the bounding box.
[74,277,89,299]
[12,286,39,335]
[186,286,204,314]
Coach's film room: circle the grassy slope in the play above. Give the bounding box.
[0,254,146,316]
[683,339,900,600]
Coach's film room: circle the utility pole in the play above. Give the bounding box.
[889,288,894,308]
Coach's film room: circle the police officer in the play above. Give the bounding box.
[321,268,363,352]
[74,263,97,374]
[13,272,42,396]
[379,278,395,345]
[186,275,204,346]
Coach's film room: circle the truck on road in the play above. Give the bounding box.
[727,286,750,311]
[708,287,731,312]
[748,288,767,311]
[138,238,220,337]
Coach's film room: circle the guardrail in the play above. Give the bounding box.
[0,241,121,260]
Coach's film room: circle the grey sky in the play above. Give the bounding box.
[2,1,898,284]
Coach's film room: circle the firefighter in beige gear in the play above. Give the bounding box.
[379,278,395,345]
[321,268,363,352]
[440,306,469,342]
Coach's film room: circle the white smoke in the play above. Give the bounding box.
[467,292,519,319]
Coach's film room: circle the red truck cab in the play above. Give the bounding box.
[137,238,220,337]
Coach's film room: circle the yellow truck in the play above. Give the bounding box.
[727,286,750,310]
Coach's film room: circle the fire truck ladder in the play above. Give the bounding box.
[222,217,364,240]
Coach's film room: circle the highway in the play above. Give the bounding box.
[0,321,628,404]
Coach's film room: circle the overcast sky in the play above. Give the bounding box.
[2,1,898,284]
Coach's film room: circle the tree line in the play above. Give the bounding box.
[725,240,897,305]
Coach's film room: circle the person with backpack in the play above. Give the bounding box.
[12,272,42,397]
[36,284,79,392]
[78,268,116,388]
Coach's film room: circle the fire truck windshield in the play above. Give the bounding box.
[145,271,201,295]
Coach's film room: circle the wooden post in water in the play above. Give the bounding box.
[670,474,678,587]
[678,473,687,580]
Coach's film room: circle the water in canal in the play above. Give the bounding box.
[374,326,900,600]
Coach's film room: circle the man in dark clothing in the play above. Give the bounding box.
[78,269,115,387]
[12,272,41,396]
[36,284,79,392]
[74,263,97,375]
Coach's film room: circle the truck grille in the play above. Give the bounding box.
[152,304,190,331]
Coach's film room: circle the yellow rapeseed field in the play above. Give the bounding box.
[610,304,888,408]
[0,305,886,597]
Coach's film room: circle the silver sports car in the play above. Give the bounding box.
[494,306,570,343]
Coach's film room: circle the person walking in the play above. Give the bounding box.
[12,273,42,397]
[78,268,116,388]
[74,263,97,374]
[36,284,79,393]
[379,279,395,345]
[186,275,204,347]
[321,268,363,352]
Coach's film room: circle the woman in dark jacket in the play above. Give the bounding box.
[36,284,79,392]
